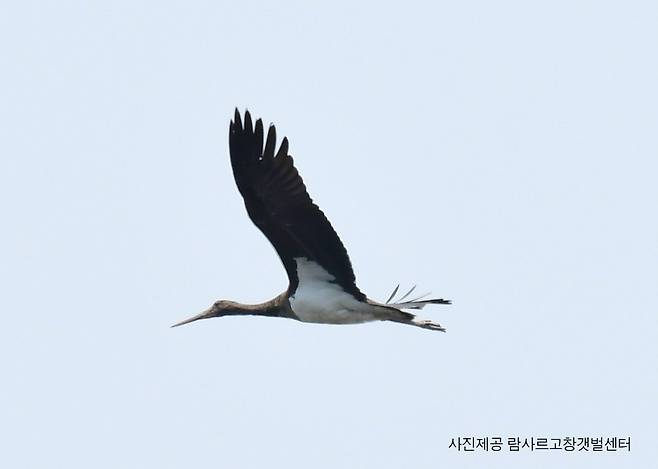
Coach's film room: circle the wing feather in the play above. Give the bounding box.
[229,109,364,299]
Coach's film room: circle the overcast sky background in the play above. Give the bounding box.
[1,1,656,468]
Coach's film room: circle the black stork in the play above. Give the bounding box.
[172,109,451,331]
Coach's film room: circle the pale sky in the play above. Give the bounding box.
[1,1,656,468]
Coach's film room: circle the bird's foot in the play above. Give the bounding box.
[412,318,446,332]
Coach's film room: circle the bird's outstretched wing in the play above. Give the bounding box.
[229,109,365,300]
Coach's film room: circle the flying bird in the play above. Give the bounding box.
[173,109,450,331]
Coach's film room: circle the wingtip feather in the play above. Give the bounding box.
[254,118,264,153]
[277,137,289,158]
[244,110,253,133]
[385,284,400,304]
[264,125,276,159]
[234,108,242,130]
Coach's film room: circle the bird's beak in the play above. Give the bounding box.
[171,307,215,328]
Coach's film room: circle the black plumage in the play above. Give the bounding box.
[229,109,365,300]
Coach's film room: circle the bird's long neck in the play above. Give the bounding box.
[230,295,290,318]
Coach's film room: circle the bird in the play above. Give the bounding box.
[172,109,451,331]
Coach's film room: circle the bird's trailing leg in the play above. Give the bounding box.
[410,318,446,332]
[381,307,447,332]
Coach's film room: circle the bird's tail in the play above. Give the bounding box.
[384,284,451,310]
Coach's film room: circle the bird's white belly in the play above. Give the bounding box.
[289,257,376,325]
[291,296,375,324]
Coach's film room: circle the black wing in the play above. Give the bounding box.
[229,109,365,300]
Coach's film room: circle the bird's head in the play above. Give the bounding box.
[171,300,241,327]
